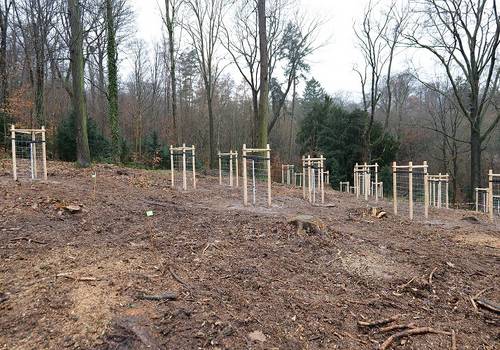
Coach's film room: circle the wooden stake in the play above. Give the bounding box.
[41,126,47,180]
[229,151,233,187]
[393,162,397,215]
[489,170,493,221]
[192,145,196,189]
[409,161,413,220]
[235,152,239,187]
[218,151,222,185]
[31,131,37,179]
[266,144,271,207]
[308,155,312,203]
[170,145,174,188]
[320,156,325,204]
[11,125,17,181]
[182,143,187,191]
[242,144,248,206]
[424,161,429,219]
[375,163,379,202]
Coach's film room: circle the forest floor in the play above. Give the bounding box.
[0,161,499,350]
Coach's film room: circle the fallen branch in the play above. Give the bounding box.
[451,330,457,350]
[10,237,47,245]
[137,292,177,301]
[379,327,451,350]
[56,273,98,282]
[377,323,416,333]
[358,314,401,328]
[428,267,438,285]
[474,298,500,314]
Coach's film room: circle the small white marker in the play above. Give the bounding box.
[146,210,154,217]
[91,173,96,179]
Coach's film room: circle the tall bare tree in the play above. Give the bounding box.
[407,0,500,194]
[257,0,269,148]
[162,0,183,144]
[185,0,225,168]
[68,0,90,166]
[354,0,408,162]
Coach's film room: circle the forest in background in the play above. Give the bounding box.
[0,0,499,204]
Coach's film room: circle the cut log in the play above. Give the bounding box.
[137,292,178,301]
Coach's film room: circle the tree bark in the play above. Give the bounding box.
[470,124,481,192]
[165,0,178,144]
[257,0,269,148]
[106,0,120,162]
[68,0,90,167]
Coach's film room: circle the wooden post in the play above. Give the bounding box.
[182,143,187,191]
[11,125,17,181]
[320,156,325,204]
[409,161,413,220]
[235,152,239,187]
[170,145,174,188]
[489,170,493,221]
[41,126,47,181]
[218,151,222,185]
[445,176,449,209]
[423,161,428,219]
[363,163,371,201]
[437,173,442,208]
[31,131,37,179]
[242,144,248,206]
[475,188,479,212]
[307,155,312,203]
[375,163,379,202]
[354,163,359,198]
[229,152,233,187]
[266,144,271,207]
[393,161,397,215]
[302,157,306,199]
[192,145,196,189]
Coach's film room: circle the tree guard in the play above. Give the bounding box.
[170,144,196,191]
[242,144,272,207]
[392,161,429,220]
[10,125,47,181]
[302,155,325,205]
[488,170,500,221]
[428,173,449,209]
[281,164,294,185]
[354,162,381,202]
[475,187,489,213]
[218,150,239,187]
[340,181,350,193]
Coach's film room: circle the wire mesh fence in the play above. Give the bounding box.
[218,152,238,187]
[11,126,47,181]
[393,162,429,220]
[242,144,271,207]
[302,156,325,204]
[490,172,500,218]
[428,175,449,209]
[170,145,196,191]
[354,163,381,201]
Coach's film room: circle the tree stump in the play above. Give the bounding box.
[288,215,325,235]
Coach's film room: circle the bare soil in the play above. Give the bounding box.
[0,161,499,350]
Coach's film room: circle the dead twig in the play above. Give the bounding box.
[474,298,500,314]
[168,267,192,290]
[379,327,451,350]
[358,314,401,328]
[10,237,47,245]
[428,267,438,285]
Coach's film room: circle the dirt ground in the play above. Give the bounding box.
[0,161,499,350]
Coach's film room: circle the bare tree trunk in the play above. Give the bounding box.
[164,0,178,144]
[288,77,296,162]
[68,0,90,167]
[470,124,481,190]
[257,0,269,148]
[106,0,120,162]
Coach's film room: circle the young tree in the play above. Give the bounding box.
[407,0,500,194]
[106,0,120,162]
[68,0,90,166]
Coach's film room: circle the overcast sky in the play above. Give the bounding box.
[127,0,430,100]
